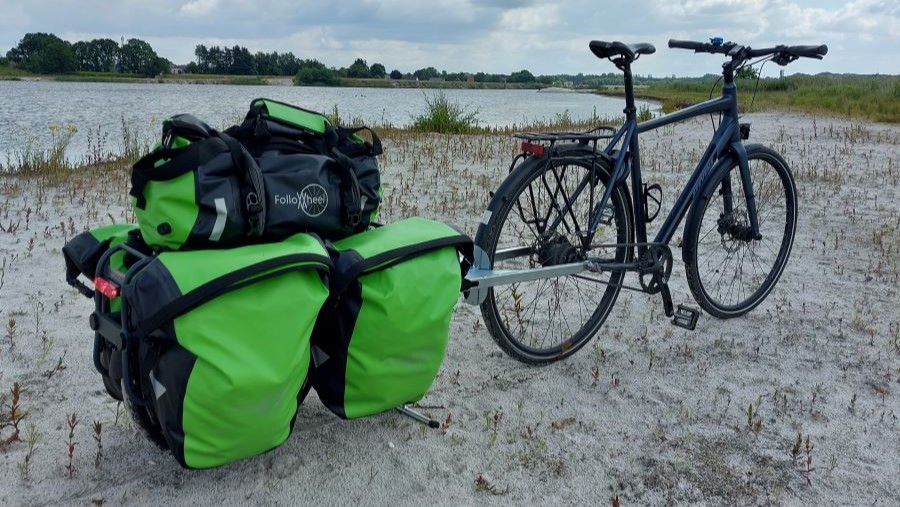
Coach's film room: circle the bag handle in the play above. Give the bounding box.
[130,137,229,209]
[335,126,383,156]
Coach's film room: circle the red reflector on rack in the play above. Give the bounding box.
[521,141,545,156]
[93,277,120,298]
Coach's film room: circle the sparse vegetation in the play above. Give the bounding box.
[411,92,481,134]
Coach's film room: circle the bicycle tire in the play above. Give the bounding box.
[684,144,797,318]
[121,379,169,449]
[476,153,632,364]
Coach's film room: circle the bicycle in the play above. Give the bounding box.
[462,38,827,364]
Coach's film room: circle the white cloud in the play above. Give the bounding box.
[498,5,562,32]
[180,0,220,17]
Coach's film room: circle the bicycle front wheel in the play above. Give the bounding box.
[476,154,632,364]
[684,144,797,318]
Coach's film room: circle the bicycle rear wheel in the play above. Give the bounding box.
[476,154,632,364]
[684,144,797,318]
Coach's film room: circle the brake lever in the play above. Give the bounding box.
[773,53,798,66]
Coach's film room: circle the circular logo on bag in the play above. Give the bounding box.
[299,184,328,217]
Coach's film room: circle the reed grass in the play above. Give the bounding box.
[411,93,481,134]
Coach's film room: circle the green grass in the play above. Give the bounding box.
[0,65,31,79]
[411,92,481,134]
[600,74,900,123]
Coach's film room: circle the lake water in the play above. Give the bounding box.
[0,80,653,165]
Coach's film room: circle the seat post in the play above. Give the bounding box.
[620,61,638,120]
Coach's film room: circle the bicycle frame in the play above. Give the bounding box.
[588,64,758,261]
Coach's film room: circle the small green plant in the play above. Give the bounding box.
[484,410,503,445]
[890,322,900,354]
[637,104,654,122]
[474,474,508,495]
[93,420,103,470]
[18,424,38,480]
[65,412,78,478]
[44,352,67,379]
[791,433,815,485]
[5,317,16,351]
[1,382,26,445]
[412,92,480,134]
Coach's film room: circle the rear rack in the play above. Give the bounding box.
[513,126,615,143]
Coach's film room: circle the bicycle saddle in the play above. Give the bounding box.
[589,41,656,61]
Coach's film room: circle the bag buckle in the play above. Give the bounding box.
[347,210,361,227]
[246,192,264,235]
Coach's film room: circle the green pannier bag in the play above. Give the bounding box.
[310,217,471,419]
[118,233,332,468]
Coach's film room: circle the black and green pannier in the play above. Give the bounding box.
[130,99,382,252]
[99,233,331,468]
[310,218,472,419]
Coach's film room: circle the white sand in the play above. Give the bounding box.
[1,113,898,506]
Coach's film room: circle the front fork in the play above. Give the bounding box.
[727,142,762,240]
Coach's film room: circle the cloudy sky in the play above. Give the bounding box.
[1,0,897,77]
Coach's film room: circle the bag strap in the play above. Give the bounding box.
[220,133,266,236]
[331,233,473,296]
[130,137,230,209]
[130,253,332,340]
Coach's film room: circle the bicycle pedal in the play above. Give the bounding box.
[672,305,700,331]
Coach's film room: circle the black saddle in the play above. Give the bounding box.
[589,41,655,62]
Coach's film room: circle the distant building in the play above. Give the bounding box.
[466,74,474,84]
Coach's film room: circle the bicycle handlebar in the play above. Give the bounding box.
[668,39,828,65]
[668,39,734,54]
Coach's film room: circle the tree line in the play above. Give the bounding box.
[4,33,169,76]
[3,32,666,87]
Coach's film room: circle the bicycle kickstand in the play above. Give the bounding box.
[395,405,440,429]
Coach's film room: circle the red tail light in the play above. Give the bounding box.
[93,277,120,298]
[521,141,545,156]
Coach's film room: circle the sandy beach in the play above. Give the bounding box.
[1,112,898,506]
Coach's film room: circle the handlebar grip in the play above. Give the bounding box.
[668,39,706,51]
[668,39,733,54]
[788,44,828,59]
